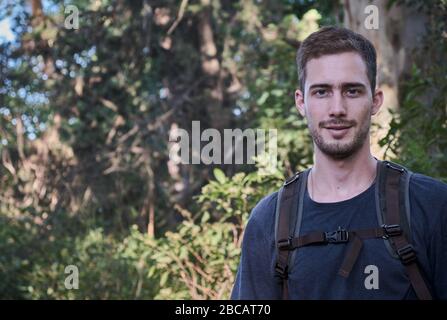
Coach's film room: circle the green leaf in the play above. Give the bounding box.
[201,211,210,224]
[271,89,283,97]
[160,272,169,286]
[256,92,269,105]
[213,168,226,184]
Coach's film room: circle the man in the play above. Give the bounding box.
[231,26,447,299]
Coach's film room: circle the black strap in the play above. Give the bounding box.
[383,163,433,300]
[339,162,433,296]
[279,226,391,278]
[339,234,363,278]
[279,226,396,251]
[275,172,301,300]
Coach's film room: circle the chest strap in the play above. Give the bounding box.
[277,224,398,251]
[277,224,432,299]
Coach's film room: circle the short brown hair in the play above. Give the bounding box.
[296,26,377,94]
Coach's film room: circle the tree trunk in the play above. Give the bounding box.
[343,0,427,158]
[198,0,230,131]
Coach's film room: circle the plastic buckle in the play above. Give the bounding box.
[325,227,349,243]
[277,237,292,250]
[385,162,405,173]
[397,244,417,265]
[382,224,403,238]
[274,263,288,279]
[284,173,300,186]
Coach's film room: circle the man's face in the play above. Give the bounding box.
[295,52,383,159]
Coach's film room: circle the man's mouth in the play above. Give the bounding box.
[323,125,353,139]
[325,125,352,130]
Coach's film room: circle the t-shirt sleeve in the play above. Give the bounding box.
[231,193,281,300]
[429,199,447,299]
[413,174,447,299]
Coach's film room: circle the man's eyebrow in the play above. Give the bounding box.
[308,83,367,90]
[308,83,332,90]
[341,82,366,89]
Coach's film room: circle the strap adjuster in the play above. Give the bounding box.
[284,173,300,186]
[274,263,288,279]
[397,244,417,265]
[382,224,403,238]
[277,237,292,250]
[385,162,405,173]
[325,227,349,243]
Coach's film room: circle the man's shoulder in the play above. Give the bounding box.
[408,172,447,224]
[409,172,447,199]
[241,191,280,244]
[248,191,279,224]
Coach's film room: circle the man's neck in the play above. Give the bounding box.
[309,145,378,203]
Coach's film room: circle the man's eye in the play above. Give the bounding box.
[314,89,327,97]
[346,89,361,96]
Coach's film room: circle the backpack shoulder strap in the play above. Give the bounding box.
[274,169,310,300]
[378,160,432,300]
[376,160,412,256]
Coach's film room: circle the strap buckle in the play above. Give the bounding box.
[274,263,288,279]
[397,244,417,265]
[283,173,300,186]
[382,224,403,238]
[385,162,405,173]
[277,237,292,250]
[325,227,349,243]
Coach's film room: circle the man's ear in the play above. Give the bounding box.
[371,88,383,115]
[295,89,306,117]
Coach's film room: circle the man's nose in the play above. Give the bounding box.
[328,91,347,117]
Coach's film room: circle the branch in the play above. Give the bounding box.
[167,0,189,35]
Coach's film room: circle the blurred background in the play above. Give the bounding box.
[0,0,445,299]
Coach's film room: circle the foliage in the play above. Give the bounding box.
[0,161,283,299]
[0,212,160,299]
[380,0,447,181]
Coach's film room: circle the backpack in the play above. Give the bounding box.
[274,160,432,300]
